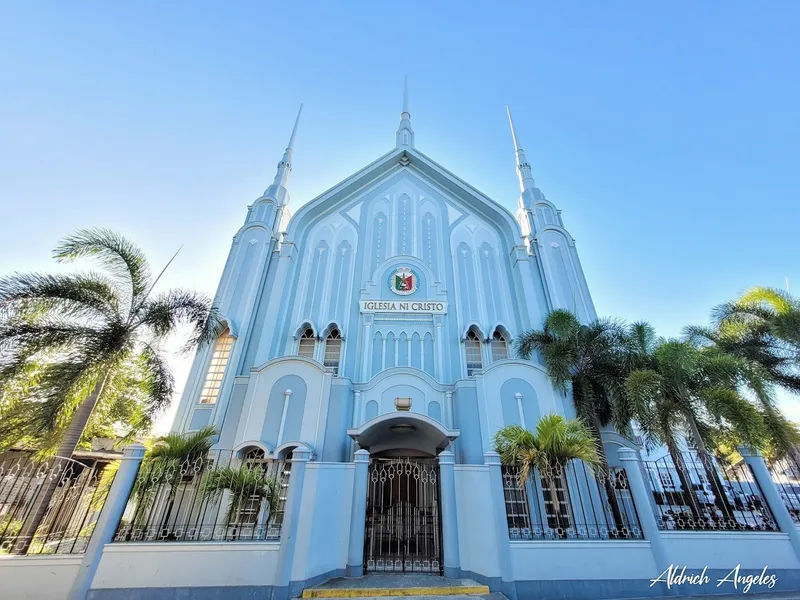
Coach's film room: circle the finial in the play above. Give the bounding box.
[402,76,409,118]
[288,103,303,151]
[396,78,414,149]
[506,105,535,192]
[506,105,520,152]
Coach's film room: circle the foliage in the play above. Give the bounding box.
[493,414,603,486]
[0,227,220,457]
[199,465,281,526]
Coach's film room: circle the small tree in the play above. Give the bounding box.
[494,414,603,534]
[199,465,280,539]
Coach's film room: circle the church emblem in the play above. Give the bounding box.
[388,267,418,295]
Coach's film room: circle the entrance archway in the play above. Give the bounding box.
[347,413,459,574]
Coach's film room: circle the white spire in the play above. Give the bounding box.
[264,104,303,205]
[506,105,535,192]
[397,77,414,149]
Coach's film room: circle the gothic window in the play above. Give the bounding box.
[465,330,483,376]
[324,329,342,375]
[491,330,509,361]
[298,328,315,359]
[199,329,234,404]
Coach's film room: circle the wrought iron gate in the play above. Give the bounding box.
[364,458,442,574]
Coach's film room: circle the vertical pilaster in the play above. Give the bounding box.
[739,446,800,561]
[484,452,516,600]
[438,450,460,578]
[68,444,146,600]
[346,449,370,576]
[274,448,311,600]
[617,447,669,570]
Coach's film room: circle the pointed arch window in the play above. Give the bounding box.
[298,328,315,359]
[199,329,234,404]
[491,330,509,361]
[465,330,483,376]
[324,328,342,375]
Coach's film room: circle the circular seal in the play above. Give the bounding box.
[388,267,418,296]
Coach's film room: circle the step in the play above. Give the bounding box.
[302,575,491,598]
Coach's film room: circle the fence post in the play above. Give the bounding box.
[67,443,146,600]
[274,448,310,600]
[739,445,800,560]
[617,447,670,571]
[346,449,369,577]
[485,451,517,600]
[438,450,460,579]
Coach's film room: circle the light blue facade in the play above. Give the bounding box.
[171,100,597,467]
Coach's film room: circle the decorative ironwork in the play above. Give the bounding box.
[768,453,800,523]
[502,461,643,540]
[0,451,117,555]
[364,457,442,573]
[643,452,777,531]
[114,448,290,543]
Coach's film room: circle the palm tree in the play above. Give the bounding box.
[716,286,800,354]
[129,426,218,537]
[515,310,629,530]
[0,228,219,553]
[199,465,281,540]
[494,414,603,536]
[625,339,768,520]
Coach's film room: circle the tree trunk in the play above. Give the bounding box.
[685,413,736,517]
[668,445,704,522]
[12,376,108,555]
[589,413,627,537]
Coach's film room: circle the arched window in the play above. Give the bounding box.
[199,329,234,404]
[465,330,483,376]
[298,328,315,359]
[324,329,342,375]
[491,330,509,361]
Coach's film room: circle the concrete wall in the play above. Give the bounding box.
[89,542,279,591]
[0,555,82,600]
[661,531,800,570]
[454,465,502,580]
[292,463,354,583]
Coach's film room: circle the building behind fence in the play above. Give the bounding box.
[0,450,118,555]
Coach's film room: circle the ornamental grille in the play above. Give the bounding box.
[643,452,777,532]
[199,331,233,404]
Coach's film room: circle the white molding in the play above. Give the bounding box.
[0,555,83,566]
[101,542,281,553]
[660,531,790,541]
[510,540,652,550]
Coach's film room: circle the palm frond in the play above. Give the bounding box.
[137,290,220,352]
[0,272,120,321]
[149,426,218,462]
[137,345,175,415]
[53,228,152,304]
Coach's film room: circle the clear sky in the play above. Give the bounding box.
[1,2,799,430]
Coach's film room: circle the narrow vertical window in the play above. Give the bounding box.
[324,329,342,375]
[491,330,509,361]
[298,328,315,359]
[199,330,233,404]
[465,330,483,376]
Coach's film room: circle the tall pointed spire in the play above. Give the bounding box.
[506,105,535,192]
[397,77,414,149]
[264,104,303,205]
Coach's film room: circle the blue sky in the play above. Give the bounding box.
[1,2,799,428]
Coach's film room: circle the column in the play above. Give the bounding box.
[274,448,311,600]
[68,444,146,600]
[739,445,800,560]
[617,447,670,570]
[346,449,370,576]
[438,450,460,578]
[444,391,454,428]
[485,452,516,599]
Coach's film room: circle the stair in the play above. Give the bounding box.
[301,575,493,599]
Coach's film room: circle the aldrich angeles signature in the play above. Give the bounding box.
[650,565,777,593]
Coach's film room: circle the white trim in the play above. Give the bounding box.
[660,531,790,541]
[0,555,83,566]
[509,540,652,550]
[101,542,280,553]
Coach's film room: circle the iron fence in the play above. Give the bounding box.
[0,451,117,555]
[643,452,777,532]
[501,461,642,540]
[768,453,800,523]
[113,448,291,543]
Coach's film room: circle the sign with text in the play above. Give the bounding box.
[360,300,447,315]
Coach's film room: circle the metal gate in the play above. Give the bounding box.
[364,457,442,574]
